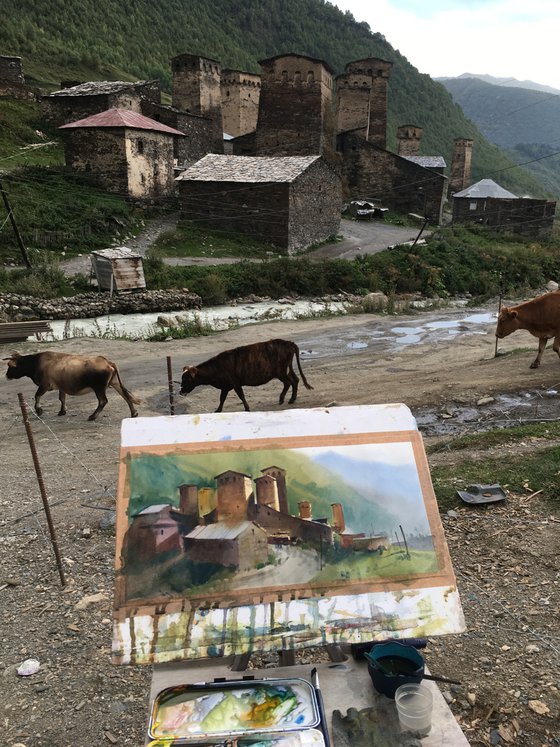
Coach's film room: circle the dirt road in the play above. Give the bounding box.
[1,306,559,747]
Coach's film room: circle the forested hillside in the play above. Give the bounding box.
[440,77,560,148]
[0,0,552,197]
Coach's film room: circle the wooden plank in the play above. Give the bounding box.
[0,321,52,343]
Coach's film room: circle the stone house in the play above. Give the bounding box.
[123,502,199,564]
[335,57,447,221]
[184,520,268,572]
[41,80,161,127]
[60,108,184,200]
[452,179,556,238]
[338,133,446,222]
[176,153,341,252]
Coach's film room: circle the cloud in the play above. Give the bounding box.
[334,0,560,89]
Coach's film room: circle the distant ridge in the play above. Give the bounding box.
[436,72,560,96]
[438,76,560,148]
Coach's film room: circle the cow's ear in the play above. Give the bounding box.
[507,310,518,319]
[182,365,195,376]
[10,351,21,359]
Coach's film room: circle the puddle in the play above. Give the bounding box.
[347,341,368,349]
[415,389,560,438]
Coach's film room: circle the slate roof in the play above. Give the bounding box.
[176,154,321,183]
[185,520,259,541]
[59,108,185,136]
[91,246,142,260]
[453,179,518,199]
[403,156,446,169]
[47,80,152,97]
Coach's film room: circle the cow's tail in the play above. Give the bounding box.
[109,362,142,405]
[294,344,313,390]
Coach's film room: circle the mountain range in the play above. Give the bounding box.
[437,72,560,97]
[439,74,560,197]
[0,0,556,197]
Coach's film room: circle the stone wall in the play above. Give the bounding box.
[41,81,161,127]
[453,197,556,238]
[179,181,290,248]
[0,290,202,322]
[288,160,341,251]
[142,102,223,167]
[221,69,261,137]
[338,132,445,222]
[448,138,473,197]
[124,130,176,198]
[63,129,129,195]
[256,55,334,157]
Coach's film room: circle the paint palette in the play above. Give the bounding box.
[148,677,326,746]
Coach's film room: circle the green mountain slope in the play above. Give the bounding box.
[439,76,560,148]
[0,0,551,196]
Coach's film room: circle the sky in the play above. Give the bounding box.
[333,0,560,91]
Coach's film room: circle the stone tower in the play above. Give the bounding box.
[397,124,423,156]
[221,69,261,137]
[448,137,474,197]
[0,55,24,86]
[255,53,334,156]
[335,71,372,139]
[171,54,222,125]
[261,466,288,514]
[343,58,392,149]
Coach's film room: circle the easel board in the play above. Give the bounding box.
[113,404,465,665]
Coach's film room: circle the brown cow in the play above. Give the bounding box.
[4,351,140,420]
[180,338,313,412]
[495,291,560,368]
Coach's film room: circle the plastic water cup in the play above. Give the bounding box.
[395,683,433,735]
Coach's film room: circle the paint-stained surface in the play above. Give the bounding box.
[112,405,465,664]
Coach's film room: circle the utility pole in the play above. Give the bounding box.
[0,178,31,268]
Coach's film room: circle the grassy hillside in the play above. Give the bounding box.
[0,0,550,197]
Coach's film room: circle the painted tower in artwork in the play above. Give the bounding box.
[215,470,253,522]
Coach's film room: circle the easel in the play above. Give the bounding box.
[114,405,470,745]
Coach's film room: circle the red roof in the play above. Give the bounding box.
[59,108,185,136]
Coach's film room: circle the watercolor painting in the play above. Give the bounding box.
[112,406,465,664]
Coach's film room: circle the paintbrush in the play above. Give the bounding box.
[311,667,331,747]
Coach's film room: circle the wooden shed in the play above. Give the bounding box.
[91,247,146,291]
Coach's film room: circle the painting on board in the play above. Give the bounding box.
[113,405,465,665]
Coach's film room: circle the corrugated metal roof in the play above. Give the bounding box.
[404,156,447,169]
[48,80,152,97]
[185,520,258,540]
[453,179,518,199]
[59,108,185,136]
[176,154,321,183]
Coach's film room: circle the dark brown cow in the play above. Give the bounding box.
[4,351,140,420]
[495,291,560,368]
[180,338,313,412]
